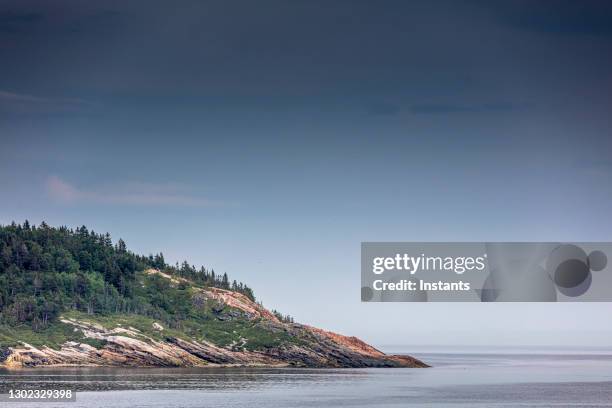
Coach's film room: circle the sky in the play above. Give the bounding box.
[1,0,612,349]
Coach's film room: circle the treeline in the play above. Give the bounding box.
[0,221,254,330]
[271,309,294,324]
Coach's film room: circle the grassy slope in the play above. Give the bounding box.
[0,271,302,352]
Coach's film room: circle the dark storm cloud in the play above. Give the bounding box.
[0,3,122,36]
[0,11,42,23]
[487,0,612,36]
[0,11,43,32]
[0,0,610,121]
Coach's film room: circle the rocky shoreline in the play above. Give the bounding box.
[1,317,427,369]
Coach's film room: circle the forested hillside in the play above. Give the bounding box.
[0,221,254,331]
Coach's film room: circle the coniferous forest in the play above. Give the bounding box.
[0,221,255,332]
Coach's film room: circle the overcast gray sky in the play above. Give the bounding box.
[1,0,612,348]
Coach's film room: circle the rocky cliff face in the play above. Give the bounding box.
[1,270,428,369]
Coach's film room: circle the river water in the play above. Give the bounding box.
[1,350,612,407]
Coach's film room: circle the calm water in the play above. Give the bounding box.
[2,350,612,407]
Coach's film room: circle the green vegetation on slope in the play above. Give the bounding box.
[0,308,301,351]
[0,222,267,341]
[0,221,304,353]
